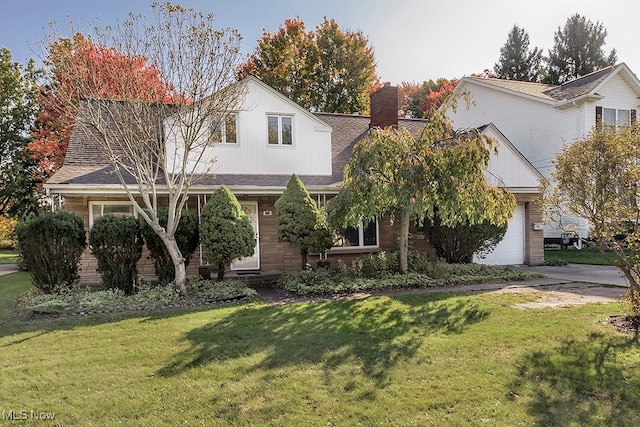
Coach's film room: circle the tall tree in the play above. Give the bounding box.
[327,111,515,274]
[399,78,458,119]
[0,47,41,218]
[240,17,379,114]
[48,2,245,295]
[545,14,617,85]
[493,25,543,82]
[30,32,177,177]
[275,174,333,269]
[200,187,255,281]
[543,124,640,312]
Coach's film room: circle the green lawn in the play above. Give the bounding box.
[1,271,639,426]
[545,248,618,265]
[0,249,19,265]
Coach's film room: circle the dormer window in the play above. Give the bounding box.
[267,115,293,145]
[211,114,237,144]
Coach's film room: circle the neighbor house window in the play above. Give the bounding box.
[596,107,636,129]
[334,220,379,248]
[210,114,238,144]
[267,115,293,145]
[89,202,135,227]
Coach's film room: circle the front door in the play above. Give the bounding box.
[231,201,260,270]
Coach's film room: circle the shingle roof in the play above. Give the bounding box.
[470,64,620,102]
[46,110,431,190]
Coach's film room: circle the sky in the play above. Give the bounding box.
[1,0,638,85]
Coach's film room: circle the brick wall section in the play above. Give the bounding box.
[61,190,543,284]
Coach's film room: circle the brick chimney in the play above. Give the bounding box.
[369,82,398,129]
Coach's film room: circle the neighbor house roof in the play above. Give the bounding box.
[459,63,640,106]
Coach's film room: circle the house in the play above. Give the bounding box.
[44,77,543,283]
[446,63,640,244]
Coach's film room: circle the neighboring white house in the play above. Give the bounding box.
[446,63,640,244]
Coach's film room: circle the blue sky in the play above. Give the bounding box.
[1,0,637,85]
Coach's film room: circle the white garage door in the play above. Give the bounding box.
[474,204,525,265]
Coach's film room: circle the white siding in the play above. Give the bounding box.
[165,78,333,176]
[475,204,525,265]
[482,125,540,190]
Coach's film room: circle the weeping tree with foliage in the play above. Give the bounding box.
[545,14,617,85]
[45,2,246,296]
[543,123,640,312]
[140,209,199,285]
[327,111,516,274]
[275,174,334,269]
[200,186,255,281]
[493,25,543,82]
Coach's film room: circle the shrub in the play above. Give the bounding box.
[16,211,86,293]
[421,214,507,263]
[200,187,255,281]
[89,215,143,294]
[140,209,200,285]
[0,215,18,249]
[339,251,399,278]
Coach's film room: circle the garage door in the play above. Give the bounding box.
[474,204,525,265]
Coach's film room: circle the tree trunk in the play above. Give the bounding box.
[161,235,188,297]
[399,208,409,274]
[217,265,225,282]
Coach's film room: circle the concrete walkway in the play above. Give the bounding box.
[0,264,19,276]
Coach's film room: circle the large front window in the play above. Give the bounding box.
[267,115,293,145]
[89,202,135,227]
[334,220,378,248]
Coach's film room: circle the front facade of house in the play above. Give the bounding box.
[446,63,640,243]
[45,78,543,283]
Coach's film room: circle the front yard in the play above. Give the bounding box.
[1,271,639,425]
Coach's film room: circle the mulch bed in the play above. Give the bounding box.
[609,315,640,334]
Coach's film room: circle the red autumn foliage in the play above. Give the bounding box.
[29,34,178,177]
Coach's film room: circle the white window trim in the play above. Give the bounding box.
[211,114,239,145]
[266,114,294,146]
[330,219,380,251]
[88,201,136,227]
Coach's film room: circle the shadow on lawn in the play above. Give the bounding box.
[157,293,489,385]
[509,331,640,425]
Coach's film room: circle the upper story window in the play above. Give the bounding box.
[267,115,293,145]
[89,201,135,227]
[596,107,636,129]
[211,114,237,144]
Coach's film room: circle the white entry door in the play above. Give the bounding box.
[231,201,260,270]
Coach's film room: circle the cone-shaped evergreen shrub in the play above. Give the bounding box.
[16,211,86,292]
[274,174,333,269]
[89,215,143,294]
[201,186,256,281]
[140,209,200,285]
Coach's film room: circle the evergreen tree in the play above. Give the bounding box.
[200,187,255,281]
[493,25,543,82]
[545,14,617,85]
[275,175,333,269]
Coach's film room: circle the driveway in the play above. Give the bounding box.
[513,263,627,287]
[0,264,18,277]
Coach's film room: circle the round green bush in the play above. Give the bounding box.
[89,215,143,294]
[16,211,86,293]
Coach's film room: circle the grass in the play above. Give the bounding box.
[1,271,639,426]
[0,249,19,265]
[545,248,621,265]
